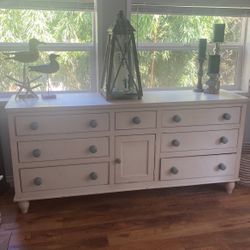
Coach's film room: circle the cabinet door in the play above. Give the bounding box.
[115,135,155,183]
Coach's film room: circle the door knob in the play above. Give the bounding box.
[173,115,181,123]
[218,163,227,171]
[89,120,98,128]
[33,177,42,186]
[170,167,179,175]
[32,149,41,158]
[132,116,141,125]
[220,136,229,144]
[89,172,98,180]
[115,158,121,164]
[172,139,180,147]
[223,113,231,121]
[89,145,97,154]
[30,122,39,130]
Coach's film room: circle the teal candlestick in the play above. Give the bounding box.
[208,55,220,74]
[213,24,225,43]
[198,39,207,59]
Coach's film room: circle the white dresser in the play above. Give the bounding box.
[5,90,248,213]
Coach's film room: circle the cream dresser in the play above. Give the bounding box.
[5,90,248,213]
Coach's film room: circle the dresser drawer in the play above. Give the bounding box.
[20,163,109,192]
[15,113,110,136]
[18,137,109,163]
[162,107,241,128]
[161,129,238,153]
[115,111,157,130]
[160,154,236,181]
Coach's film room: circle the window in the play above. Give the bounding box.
[1,0,250,93]
[129,2,247,90]
[0,0,95,93]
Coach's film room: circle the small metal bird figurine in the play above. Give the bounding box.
[3,38,45,63]
[29,54,60,74]
[29,54,60,99]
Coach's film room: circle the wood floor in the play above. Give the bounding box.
[1,184,250,250]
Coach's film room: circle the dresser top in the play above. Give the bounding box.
[5,90,248,112]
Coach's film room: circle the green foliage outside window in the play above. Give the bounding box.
[0,10,244,92]
[0,9,93,92]
[131,14,242,88]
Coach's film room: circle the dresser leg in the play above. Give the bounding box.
[18,201,30,214]
[225,182,235,194]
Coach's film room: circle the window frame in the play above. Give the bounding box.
[128,6,248,91]
[0,0,250,95]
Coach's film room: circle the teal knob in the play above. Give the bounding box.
[89,145,97,154]
[223,113,231,121]
[172,139,180,147]
[132,116,141,125]
[89,172,98,180]
[218,163,227,171]
[33,177,42,186]
[89,120,98,128]
[173,115,181,123]
[30,122,39,130]
[32,149,41,158]
[170,167,179,175]
[220,136,229,144]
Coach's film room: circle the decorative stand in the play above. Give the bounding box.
[29,54,60,100]
[194,58,206,92]
[194,38,207,92]
[6,65,42,99]
[3,38,44,99]
[41,75,56,99]
[204,73,220,94]
[204,24,225,95]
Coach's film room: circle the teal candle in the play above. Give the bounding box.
[213,24,225,43]
[208,55,220,74]
[198,39,207,59]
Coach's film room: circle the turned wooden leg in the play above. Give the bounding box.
[18,201,30,214]
[225,182,235,194]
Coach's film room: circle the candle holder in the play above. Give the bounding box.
[214,42,220,55]
[194,57,205,92]
[204,73,220,94]
[194,38,207,92]
[203,24,225,95]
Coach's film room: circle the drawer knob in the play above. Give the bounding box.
[172,139,180,147]
[170,167,179,175]
[218,163,227,171]
[115,158,121,164]
[89,120,98,128]
[89,172,98,180]
[132,116,141,125]
[223,113,231,121]
[30,122,39,130]
[33,177,42,186]
[173,115,181,123]
[89,145,97,154]
[220,136,229,144]
[32,149,41,158]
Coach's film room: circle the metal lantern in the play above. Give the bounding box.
[101,10,143,100]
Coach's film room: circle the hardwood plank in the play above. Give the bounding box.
[1,185,250,249]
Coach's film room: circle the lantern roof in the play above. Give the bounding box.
[111,10,135,35]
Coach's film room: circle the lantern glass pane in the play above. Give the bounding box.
[106,34,141,98]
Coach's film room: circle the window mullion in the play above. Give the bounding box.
[0,43,94,51]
